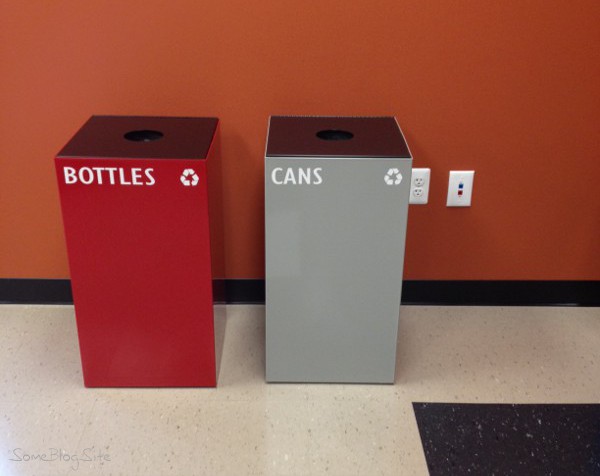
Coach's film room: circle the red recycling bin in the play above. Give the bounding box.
[55,116,223,387]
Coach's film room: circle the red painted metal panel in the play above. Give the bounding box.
[55,116,219,387]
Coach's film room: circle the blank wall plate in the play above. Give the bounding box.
[447,171,474,207]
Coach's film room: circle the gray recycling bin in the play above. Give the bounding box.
[265,116,413,383]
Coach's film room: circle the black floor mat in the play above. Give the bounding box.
[413,403,600,475]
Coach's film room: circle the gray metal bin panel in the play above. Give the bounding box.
[265,156,412,383]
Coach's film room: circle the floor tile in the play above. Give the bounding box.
[413,403,600,476]
[0,304,598,475]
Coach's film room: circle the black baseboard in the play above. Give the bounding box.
[0,279,74,304]
[0,278,598,306]
[401,280,599,306]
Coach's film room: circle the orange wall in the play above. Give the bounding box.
[1,1,599,280]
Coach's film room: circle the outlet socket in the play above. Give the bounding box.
[409,168,430,205]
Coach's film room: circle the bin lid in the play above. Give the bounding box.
[57,116,218,160]
[266,116,411,158]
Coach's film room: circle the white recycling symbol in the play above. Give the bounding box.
[384,168,402,185]
[180,169,199,187]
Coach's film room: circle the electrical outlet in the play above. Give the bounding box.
[446,171,474,207]
[409,168,430,205]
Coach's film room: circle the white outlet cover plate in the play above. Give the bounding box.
[409,168,431,205]
[447,170,474,207]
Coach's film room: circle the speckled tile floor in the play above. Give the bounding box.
[0,305,598,476]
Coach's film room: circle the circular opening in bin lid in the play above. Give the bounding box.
[123,130,164,142]
[316,129,354,141]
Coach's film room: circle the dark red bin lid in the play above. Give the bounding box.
[57,116,218,160]
[266,116,411,159]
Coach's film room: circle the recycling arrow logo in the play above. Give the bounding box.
[384,168,402,185]
[180,169,199,187]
